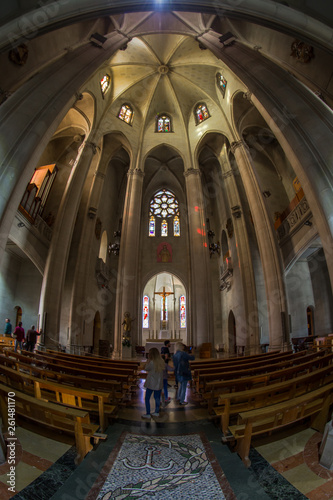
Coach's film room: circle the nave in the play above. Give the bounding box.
[1,359,332,500]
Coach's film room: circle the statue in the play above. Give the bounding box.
[122,312,135,347]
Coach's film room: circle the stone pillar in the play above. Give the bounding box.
[220,144,260,354]
[231,141,290,350]
[0,31,128,268]
[38,141,100,348]
[113,169,144,359]
[184,168,212,348]
[68,140,123,349]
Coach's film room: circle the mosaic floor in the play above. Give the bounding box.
[0,370,333,499]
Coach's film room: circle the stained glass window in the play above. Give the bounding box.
[149,190,179,218]
[180,296,186,328]
[157,114,171,132]
[195,103,210,125]
[173,216,180,236]
[118,104,133,124]
[149,216,155,237]
[161,297,168,321]
[143,296,149,328]
[217,73,227,98]
[161,219,168,237]
[100,74,111,97]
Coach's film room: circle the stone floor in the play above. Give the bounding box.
[0,368,332,499]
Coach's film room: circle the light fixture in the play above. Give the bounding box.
[304,220,312,226]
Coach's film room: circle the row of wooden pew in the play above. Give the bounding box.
[190,348,333,467]
[0,348,139,463]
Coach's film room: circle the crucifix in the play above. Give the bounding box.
[155,286,174,323]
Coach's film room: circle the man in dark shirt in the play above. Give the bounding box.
[26,325,41,352]
[161,340,171,361]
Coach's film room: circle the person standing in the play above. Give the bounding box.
[142,347,165,419]
[26,325,41,352]
[173,342,195,405]
[162,357,174,405]
[161,340,171,360]
[12,322,25,352]
[4,318,12,337]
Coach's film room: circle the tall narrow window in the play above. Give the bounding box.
[149,216,155,237]
[173,215,180,236]
[118,104,133,124]
[156,114,171,132]
[216,73,227,98]
[100,74,111,97]
[143,296,149,328]
[161,219,168,237]
[195,103,210,125]
[161,297,168,321]
[180,296,186,328]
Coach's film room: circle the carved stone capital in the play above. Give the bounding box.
[184,167,200,178]
[230,140,248,155]
[127,168,144,178]
[86,142,100,155]
[242,91,253,103]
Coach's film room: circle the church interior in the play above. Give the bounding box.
[0,1,333,499]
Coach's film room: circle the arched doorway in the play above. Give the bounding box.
[93,311,101,354]
[14,306,22,327]
[141,272,187,346]
[307,306,314,336]
[228,310,236,355]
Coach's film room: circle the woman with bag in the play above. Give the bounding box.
[173,342,195,405]
[142,347,165,419]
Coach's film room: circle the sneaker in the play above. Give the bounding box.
[151,412,159,417]
[141,414,151,419]
[179,402,188,405]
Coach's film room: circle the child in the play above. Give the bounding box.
[162,358,174,405]
[142,347,165,419]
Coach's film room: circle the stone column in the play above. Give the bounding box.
[231,141,290,350]
[220,144,260,354]
[113,169,144,359]
[0,31,128,268]
[38,141,100,348]
[184,168,212,348]
[68,140,123,349]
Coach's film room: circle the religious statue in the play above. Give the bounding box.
[159,244,171,263]
[122,312,135,347]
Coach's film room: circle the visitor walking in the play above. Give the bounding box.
[142,347,165,419]
[4,318,12,337]
[173,342,194,405]
[26,325,41,352]
[12,322,25,352]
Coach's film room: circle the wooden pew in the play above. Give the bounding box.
[0,383,101,464]
[203,351,333,411]
[213,362,333,434]
[227,382,333,467]
[193,350,306,391]
[45,349,139,368]
[4,350,135,390]
[190,350,281,369]
[0,363,116,431]
[197,350,328,393]
[0,354,123,402]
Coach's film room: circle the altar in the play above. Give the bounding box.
[145,340,182,355]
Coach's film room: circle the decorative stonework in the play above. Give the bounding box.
[95,433,225,499]
[291,40,314,63]
[276,197,310,241]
